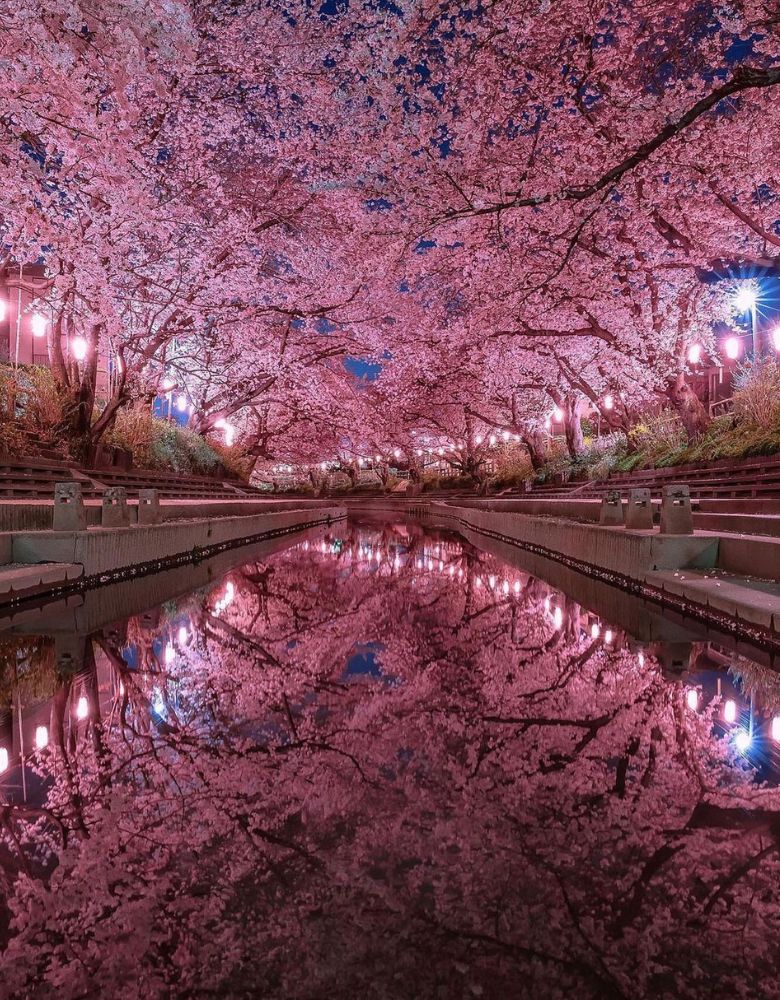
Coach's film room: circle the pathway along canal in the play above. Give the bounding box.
[1,514,780,999]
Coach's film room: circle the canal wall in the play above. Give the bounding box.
[346,498,780,649]
[0,498,337,533]
[426,502,719,577]
[1,504,345,608]
[0,522,332,635]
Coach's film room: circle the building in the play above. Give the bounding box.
[0,262,50,366]
[0,262,110,392]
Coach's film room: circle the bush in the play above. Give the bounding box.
[732,357,780,430]
[104,407,251,480]
[490,449,535,489]
[0,363,71,457]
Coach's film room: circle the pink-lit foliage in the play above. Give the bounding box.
[3,3,780,465]
[1,527,780,997]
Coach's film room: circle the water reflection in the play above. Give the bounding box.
[1,519,780,998]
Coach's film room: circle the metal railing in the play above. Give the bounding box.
[709,397,734,418]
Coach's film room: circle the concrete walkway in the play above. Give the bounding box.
[645,569,780,632]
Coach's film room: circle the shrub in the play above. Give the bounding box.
[490,449,535,490]
[732,357,780,430]
[104,406,251,480]
[0,363,71,457]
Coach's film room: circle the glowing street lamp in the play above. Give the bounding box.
[76,695,89,720]
[686,688,699,711]
[723,699,737,724]
[31,313,47,338]
[0,300,6,322]
[552,407,564,423]
[734,729,751,753]
[35,725,49,749]
[772,327,780,352]
[176,394,188,412]
[772,716,780,742]
[603,395,614,411]
[687,343,702,365]
[723,336,740,361]
[733,284,756,313]
[71,336,88,361]
[0,748,7,773]
[732,282,760,354]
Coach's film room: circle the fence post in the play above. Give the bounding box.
[625,488,654,530]
[599,490,624,526]
[137,489,161,525]
[101,487,130,527]
[659,484,694,535]
[53,482,87,531]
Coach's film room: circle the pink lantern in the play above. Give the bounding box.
[687,343,702,365]
[71,336,88,361]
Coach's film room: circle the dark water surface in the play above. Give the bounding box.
[1,516,780,999]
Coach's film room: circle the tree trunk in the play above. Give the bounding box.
[667,373,711,440]
[522,428,549,470]
[564,396,584,460]
[47,310,69,388]
[70,323,101,456]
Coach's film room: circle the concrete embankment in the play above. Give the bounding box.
[0,504,345,608]
[0,522,330,634]
[346,497,780,649]
[424,501,780,648]
[0,497,337,533]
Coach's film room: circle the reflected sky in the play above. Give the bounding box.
[1,519,780,998]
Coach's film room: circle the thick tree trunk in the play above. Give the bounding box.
[667,373,711,440]
[47,310,69,388]
[522,428,549,470]
[563,396,584,460]
[70,323,101,456]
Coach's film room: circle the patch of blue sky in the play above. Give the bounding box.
[344,356,382,380]
[344,643,384,678]
[365,197,393,212]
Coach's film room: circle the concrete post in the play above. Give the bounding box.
[53,482,87,531]
[102,486,130,527]
[659,484,694,535]
[599,490,624,526]
[137,489,161,525]
[625,488,653,530]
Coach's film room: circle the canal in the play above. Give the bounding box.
[1,514,779,999]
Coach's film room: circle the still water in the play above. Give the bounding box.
[1,516,780,999]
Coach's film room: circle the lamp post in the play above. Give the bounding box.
[733,284,759,355]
